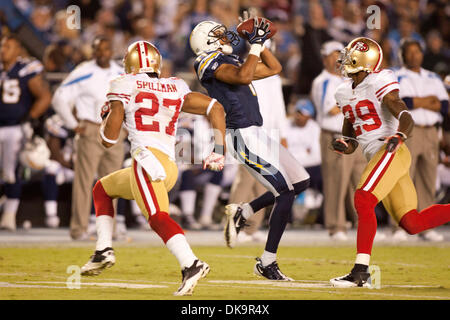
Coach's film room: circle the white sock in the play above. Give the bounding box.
[200,183,222,223]
[180,190,196,217]
[4,198,20,215]
[355,253,371,266]
[241,203,254,220]
[95,215,114,251]
[166,233,197,269]
[260,250,277,267]
[44,200,58,217]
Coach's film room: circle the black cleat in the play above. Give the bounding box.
[330,269,372,288]
[81,247,115,276]
[224,204,248,248]
[254,257,293,281]
[174,259,210,296]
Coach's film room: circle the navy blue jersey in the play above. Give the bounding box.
[0,58,43,126]
[194,51,263,129]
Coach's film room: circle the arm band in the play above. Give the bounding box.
[441,100,449,117]
[206,98,217,116]
[402,97,414,110]
[398,110,411,120]
[100,126,118,144]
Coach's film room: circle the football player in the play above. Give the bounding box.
[189,16,310,281]
[0,34,51,230]
[80,41,226,296]
[329,37,450,288]
[41,114,75,228]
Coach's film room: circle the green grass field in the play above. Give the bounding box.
[0,245,449,300]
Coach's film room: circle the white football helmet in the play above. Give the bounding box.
[20,136,51,171]
[189,21,239,56]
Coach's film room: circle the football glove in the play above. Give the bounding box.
[384,132,407,153]
[100,102,111,121]
[331,137,359,154]
[203,152,225,171]
[242,17,272,45]
[332,138,350,154]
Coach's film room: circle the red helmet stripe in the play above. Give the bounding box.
[143,43,150,68]
[373,40,383,71]
[137,42,144,68]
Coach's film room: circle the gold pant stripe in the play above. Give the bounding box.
[133,160,159,215]
[99,147,178,221]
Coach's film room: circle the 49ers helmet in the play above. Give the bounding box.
[123,41,162,76]
[338,37,383,77]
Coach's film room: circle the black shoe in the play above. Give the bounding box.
[254,258,293,281]
[81,247,115,276]
[174,259,210,296]
[330,268,371,288]
[224,204,248,248]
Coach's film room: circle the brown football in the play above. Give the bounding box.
[236,17,277,40]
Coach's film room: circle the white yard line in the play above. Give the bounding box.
[1,279,448,300]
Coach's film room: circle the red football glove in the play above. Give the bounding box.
[203,152,225,171]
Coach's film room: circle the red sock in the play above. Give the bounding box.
[93,180,114,217]
[354,189,379,255]
[399,204,450,235]
[149,211,184,243]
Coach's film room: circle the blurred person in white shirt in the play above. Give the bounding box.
[52,37,126,240]
[395,38,449,242]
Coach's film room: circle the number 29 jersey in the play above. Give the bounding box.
[334,69,400,160]
[106,73,191,160]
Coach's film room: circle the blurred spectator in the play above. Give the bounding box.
[387,16,424,67]
[286,99,322,194]
[0,34,52,230]
[423,30,449,76]
[395,38,449,242]
[41,114,74,228]
[296,0,332,95]
[30,5,54,42]
[328,2,365,44]
[51,37,125,240]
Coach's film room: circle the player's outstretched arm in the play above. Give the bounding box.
[28,74,52,119]
[182,92,226,151]
[100,100,124,148]
[214,54,260,85]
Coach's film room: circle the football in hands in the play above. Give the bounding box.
[236,17,277,42]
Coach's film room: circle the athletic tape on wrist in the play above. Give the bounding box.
[249,44,262,57]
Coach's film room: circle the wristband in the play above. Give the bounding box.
[100,126,118,144]
[398,110,411,120]
[396,131,407,140]
[206,98,217,116]
[249,43,262,57]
